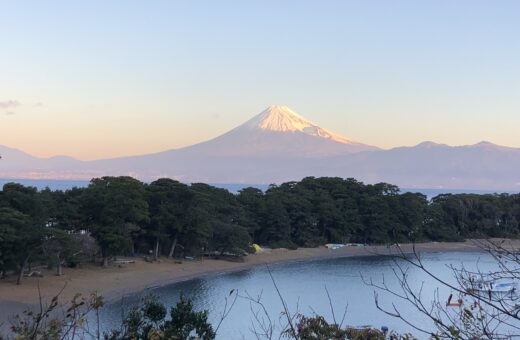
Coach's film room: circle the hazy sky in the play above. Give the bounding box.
[1,1,520,160]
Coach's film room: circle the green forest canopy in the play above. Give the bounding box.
[1,176,519,282]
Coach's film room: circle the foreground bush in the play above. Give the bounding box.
[5,293,214,340]
[105,294,215,340]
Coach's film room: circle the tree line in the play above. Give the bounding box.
[1,176,519,284]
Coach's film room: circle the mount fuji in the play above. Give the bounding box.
[173,105,378,157]
[2,105,520,190]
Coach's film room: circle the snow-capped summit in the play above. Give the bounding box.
[178,105,378,157]
[241,105,354,144]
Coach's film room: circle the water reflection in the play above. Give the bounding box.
[99,252,493,339]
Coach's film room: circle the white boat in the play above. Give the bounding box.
[470,279,518,296]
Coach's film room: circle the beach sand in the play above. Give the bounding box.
[0,241,484,313]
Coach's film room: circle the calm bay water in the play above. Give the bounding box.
[98,252,500,339]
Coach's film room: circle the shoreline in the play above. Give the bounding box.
[0,241,485,310]
[0,239,504,330]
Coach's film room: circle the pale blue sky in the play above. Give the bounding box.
[1,1,519,159]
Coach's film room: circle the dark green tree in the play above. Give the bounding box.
[0,183,46,284]
[81,177,149,266]
[165,294,215,340]
[41,228,81,276]
[146,179,194,259]
[237,187,265,241]
[210,221,251,256]
[0,207,28,279]
[105,294,215,340]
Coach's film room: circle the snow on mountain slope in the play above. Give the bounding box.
[174,105,378,157]
[240,105,355,144]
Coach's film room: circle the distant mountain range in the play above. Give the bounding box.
[1,105,520,190]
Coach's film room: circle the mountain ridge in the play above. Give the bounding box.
[1,106,520,190]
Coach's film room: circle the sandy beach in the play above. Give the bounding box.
[0,240,485,316]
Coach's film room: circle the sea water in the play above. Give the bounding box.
[99,251,505,339]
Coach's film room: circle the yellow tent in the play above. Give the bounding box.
[252,244,262,252]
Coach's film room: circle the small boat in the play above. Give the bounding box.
[469,278,518,297]
[493,282,517,293]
